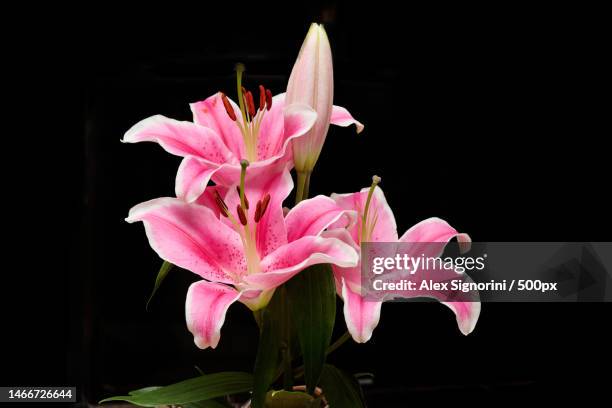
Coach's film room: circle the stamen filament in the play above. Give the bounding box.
[229,66,270,162]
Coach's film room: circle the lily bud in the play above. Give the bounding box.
[286,23,334,173]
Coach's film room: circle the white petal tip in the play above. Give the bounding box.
[194,337,214,350]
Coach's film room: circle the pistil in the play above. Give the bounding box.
[211,161,273,277]
[360,175,381,243]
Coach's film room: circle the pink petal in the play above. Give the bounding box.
[323,228,363,295]
[340,278,382,343]
[442,301,481,335]
[185,281,241,349]
[398,288,481,336]
[387,263,481,335]
[195,102,315,187]
[256,93,287,160]
[285,195,356,242]
[321,228,360,252]
[190,93,246,159]
[400,217,463,242]
[221,162,293,257]
[279,103,318,161]
[126,197,246,283]
[194,184,229,217]
[399,217,471,258]
[255,94,330,165]
[330,186,398,244]
[175,156,223,203]
[330,105,364,133]
[243,236,359,290]
[332,263,362,299]
[123,115,234,162]
[179,99,315,196]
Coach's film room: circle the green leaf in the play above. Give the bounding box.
[252,288,285,408]
[286,264,336,394]
[146,260,173,310]
[126,386,229,408]
[319,365,366,408]
[183,399,229,408]
[130,386,229,408]
[128,386,162,396]
[99,371,253,407]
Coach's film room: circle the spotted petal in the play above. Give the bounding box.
[126,197,245,283]
[285,195,356,242]
[190,93,246,159]
[243,236,359,290]
[123,115,234,162]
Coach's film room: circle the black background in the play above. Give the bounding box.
[4,1,609,406]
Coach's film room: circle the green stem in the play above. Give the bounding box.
[295,171,312,205]
[326,331,351,355]
[239,160,248,210]
[280,286,293,390]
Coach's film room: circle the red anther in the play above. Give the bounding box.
[241,86,247,96]
[265,89,272,111]
[237,204,248,226]
[221,93,237,121]
[259,193,271,218]
[236,186,249,209]
[258,85,266,111]
[214,190,229,217]
[254,200,263,223]
[245,91,256,117]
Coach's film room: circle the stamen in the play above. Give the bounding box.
[229,64,268,162]
[221,93,237,121]
[236,186,249,209]
[258,85,266,111]
[213,190,229,217]
[237,205,248,225]
[265,89,272,111]
[245,91,256,118]
[254,200,262,223]
[260,193,271,217]
[254,193,271,223]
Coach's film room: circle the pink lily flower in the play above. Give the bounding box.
[123,64,361,203]
[286,23,364,174]
[126,164,358,349]
[123,76,316,202]
[325,177,480,343]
